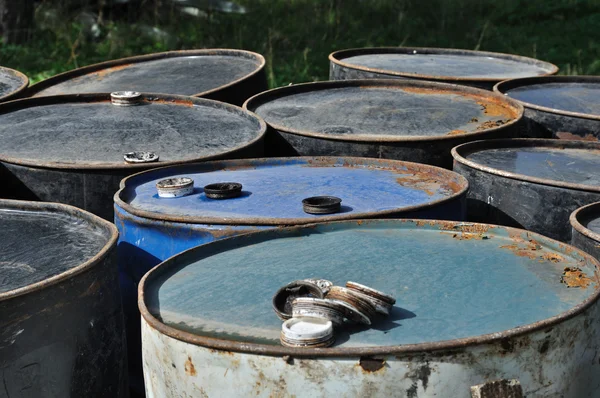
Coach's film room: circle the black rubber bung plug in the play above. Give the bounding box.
[204,182,243,199]
[302,196,342,215]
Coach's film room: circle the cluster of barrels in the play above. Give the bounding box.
[1,47,600,398]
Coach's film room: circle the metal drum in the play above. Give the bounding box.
[0,199,126,397]
[25,49,267,106]
[329,47,558,90]
[139,219,600,397]
[0,66,29,102]
[0,93,266,220]
[243,79,524,168]
[452,138,600,242]
[115,156,468,392]
[571,202,600,261]
[495,76,600,140]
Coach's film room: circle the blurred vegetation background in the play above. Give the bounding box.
[0,0,599,87]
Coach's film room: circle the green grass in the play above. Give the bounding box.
[2,0,600,87]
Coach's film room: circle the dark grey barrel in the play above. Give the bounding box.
[571,202,600,261]
[0,199,126,397]
[0,93,266,220]
[0,66,29,102]
[494,76,600,141]
[244,79,524,169]
[452,138,600,242]
[24,49,267,106]
[329,47,558,90]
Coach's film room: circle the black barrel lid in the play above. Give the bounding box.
[330,47,558,82]
[244,80,522,142]
[452,139,600,192]
[495,76,600,120]
[0,66,29,102]
[0,93,266,169]
[0,199,117,298]
[26,49,265,98]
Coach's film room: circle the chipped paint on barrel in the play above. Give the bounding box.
[243,79,525,168]
[139,219,600,397]
[494,76,600,141]
[571,202,600,262]
[329,47,558,90]
[115,156,468,392]
[0,66,29,102]
[452,138,600,243]
[25,49,267,106]
[0,199,127,397]
[0,92,266,220]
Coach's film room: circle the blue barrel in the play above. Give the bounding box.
[139,219,600,397]
[114,156,468,392]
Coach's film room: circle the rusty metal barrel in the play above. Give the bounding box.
[114,156,468,393]
[139,219,600,397]
[329,47,558,90]
[24,49,267,106]
[494,76,600,140]
[571,202,600,262]
[0,199,126,397]
[0,66,29,102]
[452,138,600,242]
[243,79,525,168]
[0,93,266,220]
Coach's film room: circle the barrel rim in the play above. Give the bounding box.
[452,138,600,193]
[571,201,600,244]
[494,75,600,121]
[138,218,600,357]
[0,199,118,301]
[0,92,267,170]
[113,156,469,225]
[243,79,524,143]
[329,47,559,83]
[0,66,29,102]
[25,48,266,98]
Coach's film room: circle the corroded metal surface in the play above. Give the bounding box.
[452,138,600,242]
[244,79,525,168]
[494,76,600,140]
[329,47,557,90]
[0,93,266,220]
[571,201,600,262]
[139,219,600,397]
[0,199,127,397]
[0,66,29,102]
[115,156,468,391]
[25,49,267,106]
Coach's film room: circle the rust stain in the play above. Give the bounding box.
[476,119,508,131]
[555,132,599,141]
[500,236,542,259]
[396,175,441,196]
[469,117,479,123]
[541,252,563,263]
[415,220,437,227]
[440,223,490,234]
[447,129,467,136]
[477,100,512,118]
[561,267,592,288]
[92,63,133,80]
[397,86,457,96]
[185,356,197,376]
[358,357,386,372]
[447,232,490,240]
[154,98,195,107]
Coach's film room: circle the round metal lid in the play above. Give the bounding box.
[0,199,117,298]
[452,139,600,192]
[115,157,468,225]
[330,47,558,82]
[243,80,522,142]
[0,93,266,169]
[26,49,265,98]
[0,66,29,102]
[140,219,599,355]
[571,202,600,244]
[494,76,600,120]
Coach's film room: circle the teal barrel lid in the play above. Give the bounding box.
[140,219,600,353]
[0,199,116,297]
[115,157,468,225]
